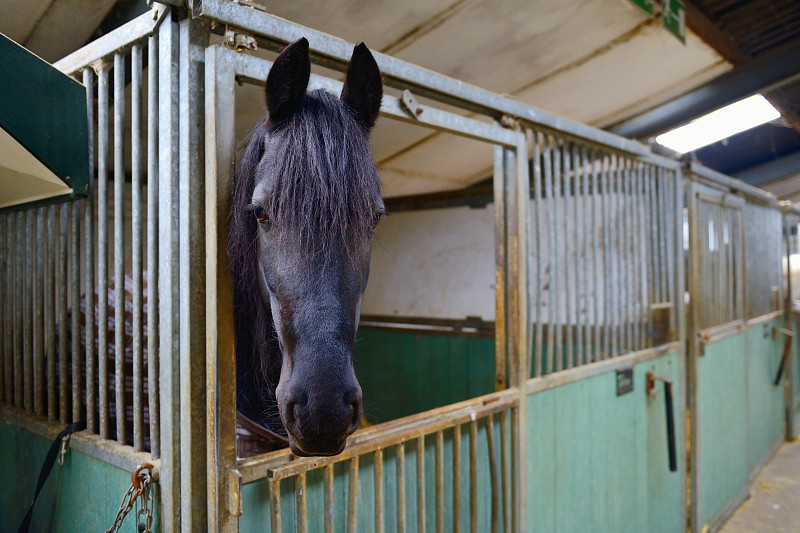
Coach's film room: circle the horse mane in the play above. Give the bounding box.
[228,88,381,432]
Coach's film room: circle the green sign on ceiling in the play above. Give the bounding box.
[663,0,686,43]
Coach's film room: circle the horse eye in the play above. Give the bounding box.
[253,206,270,224]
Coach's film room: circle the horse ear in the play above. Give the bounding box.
[341,42,383,129]
[266,38,310,124]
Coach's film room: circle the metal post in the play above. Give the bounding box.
[204,43,237,533]
[159,13,181,531]
[83,67,97,433]
[179,18,209,530]
[97,63,110,438]
[114,51,127,444]
[132,42,144,452]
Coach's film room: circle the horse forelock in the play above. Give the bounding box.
[263,89,382,262]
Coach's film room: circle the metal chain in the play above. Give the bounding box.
[106,463,154,533]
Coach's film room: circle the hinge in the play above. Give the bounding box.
[227,469,243,517]
[223,27,258,52]
[500,115,521,131]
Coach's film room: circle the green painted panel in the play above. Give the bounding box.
[526,352,683,533]
[353,329,495,424]
[240,422,507,532]
[0,34,90,206]
[0,421,159,532]
[746,320,785,473]
[696,331,748,529]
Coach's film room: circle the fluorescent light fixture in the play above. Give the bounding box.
[655,94,780,154]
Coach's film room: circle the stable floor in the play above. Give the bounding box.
[720,436,800,533]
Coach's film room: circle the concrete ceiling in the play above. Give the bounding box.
[3,0,732,197]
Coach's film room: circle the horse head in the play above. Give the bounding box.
[231,38,384,456]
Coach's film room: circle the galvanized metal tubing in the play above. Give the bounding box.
[262,407,508,533]
[526,133,677,377]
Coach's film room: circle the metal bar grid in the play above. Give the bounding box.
[258,406,511,533]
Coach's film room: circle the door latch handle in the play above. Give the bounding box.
[646,372,677,472]
[774,328,794,386]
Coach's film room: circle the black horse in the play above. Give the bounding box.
[229,38,384,457]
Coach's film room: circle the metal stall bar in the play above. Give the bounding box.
[530,130,544,377]
[24,210,33,412]
[34,209,43,416]
[83,67,96,433]
[396,441,406,533]
[453,424,461,533]
[3,215,11,403]
[114,51,126,443]
[147,32,161,459]
[591,150,601,361]
[159,14,181,532]
[15,211,22,407]
[575,146,585,366]
[543,135,556,373]
[417,435,426,533]
[563,143,574,368]
[375,448,385,533]
[132,43,144,452]
[97,63,110,438]
[57,205,68,421]
[71,201,81,421]
[204,43,239,533]
[179,18,209,531]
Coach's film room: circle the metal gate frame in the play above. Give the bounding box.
[1,2,694,531]
[685,163,787,532]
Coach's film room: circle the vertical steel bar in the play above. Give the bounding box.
[634,164,645,350]
[34,209,44,415]
[375,448,385,533]
[397,442,406,533]
[644,165,655,331]
[663,169,675,315]
[71,201,81,422]
[652,168,663,304]
[575,145,585,366]
[469,419,477,533]
[57,206,68,421]
[131,42,144,452]
[499,411,510,533]
[179,20,209,529]
[580,147,591,362]
[147,33,160,457]
[83,67,96,433]
[659,168,669,305]
[0,214,4,403]
[15,211,23,407]
[542,136,555,373]
[531,130,544,377]
[114,52,126,443]
[612,159,622,356]
[324,464,334,533]
[0,213,8,405]
[623,161,632,353]
[486,415,498,533]
[3,215,11,403]
[563,143,573,368]
[592,151,602,360]
[97,63,110,439]
[296,473,307,533]
[24,210,33,411]
[453,425,461,533]
[160,18,181,528]
[435,432,443,533]
[270,478,282,533]
[347,457,359,533]
[553,139,563,371]
[417,435,426,533]
[602,156,612,358]
[493,143,508,390]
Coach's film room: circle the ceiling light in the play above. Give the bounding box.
[655,94,780,154]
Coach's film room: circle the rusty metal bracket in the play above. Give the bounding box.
[500,115,521,131]
[223,27,257,52]
[400,90,424,118]
[227,469,243,517]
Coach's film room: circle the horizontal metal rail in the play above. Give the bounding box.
[689,162,779,207]
[238,388,517,483]
[54,7,168,74]
[194,0,650,156]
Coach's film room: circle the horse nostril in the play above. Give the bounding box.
[343,387,362,430]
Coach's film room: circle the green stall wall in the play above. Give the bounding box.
[694,319,786,530]
[353,328,496,424]
[0,421,158,532]
[526,351,684,533]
